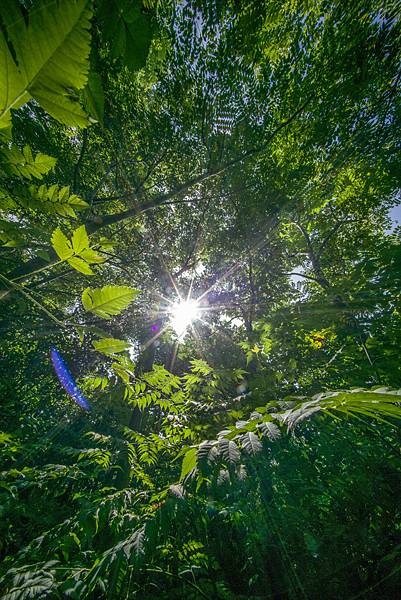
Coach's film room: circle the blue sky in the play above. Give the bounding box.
[389,203,401,227]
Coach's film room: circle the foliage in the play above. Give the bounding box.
[1,0,401,599]
[82,285,140,318]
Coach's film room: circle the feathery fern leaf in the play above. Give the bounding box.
[241,431,262,454]
[283,388,401,430]
[257,421,281,440]
[218,438,240,464]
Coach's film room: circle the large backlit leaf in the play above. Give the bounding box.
[51,227,73,260]
[0,0,93,128]
[180,447,197,481]
[72,225,89,254]
[82,285,140,319]
[93,338,131,355]
[83,71,104,124]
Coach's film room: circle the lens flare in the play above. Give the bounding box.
[169,298,200,339]
[50,347,91,411]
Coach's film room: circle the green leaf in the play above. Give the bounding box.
[51,227,73,260]
[93,338,131,355]
[82,285,140,319]
[33,152,58,176]
[72,224,89,254]
[97,0,152,71]
[83,71,104,124]
[79,248,105,264]
[241,432,262,454]
[0,0,93,128]
[21,184,89,217]
[35,249,51,262]
[125,16,152,71]
[0,34,29,130]
[50,225,104,274]
[0,188,16,210]
[282,388,401,431]
[218,438,240,464]
[180,447,197,481]
[257,421,281,441]
[0,145,57,179]
[68,256,94,275]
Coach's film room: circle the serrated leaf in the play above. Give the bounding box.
[82,285,140,319]
[241,432,262,454]
[197,440,213,461]
[58,186,70,201]
[180,447,197,481]
[68,256,94,275]
[22,184,89,217]
[48,184,58,201]
[22,144,33,163]
[93,338,130,355]
[34,152,57,175]
[1,145,56,179]
[79,248,105,263]
[72,224,89,254]
[51,227,73,260]
[0,0,93,128]
[282,389,401,431]
[257,421,281,440]
[84,70,104,124]
[218,438,240,464]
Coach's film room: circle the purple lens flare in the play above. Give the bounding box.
[50,347,91,411]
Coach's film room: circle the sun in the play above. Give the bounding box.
[169,298,200,339]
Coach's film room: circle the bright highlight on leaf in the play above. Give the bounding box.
[51,225,105,274]
[180,447,197,481]
[169,299,200,339]
[82,285,140,319]
[93,338,131,355]
[0,145,56,179]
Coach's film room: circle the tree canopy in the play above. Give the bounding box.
[1,1,401,598]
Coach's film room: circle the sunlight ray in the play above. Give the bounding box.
[140,323,170,353]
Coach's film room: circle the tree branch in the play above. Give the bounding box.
[4,98,312,284]
[287,272,324,284]
[72,130,88,194]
